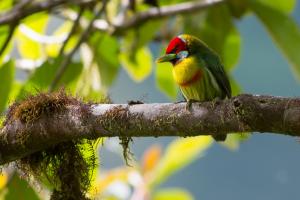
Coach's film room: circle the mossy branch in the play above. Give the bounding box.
[1,93,300,165]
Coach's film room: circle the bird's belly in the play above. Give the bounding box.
[180,72,221,101]
[180,79,204,101]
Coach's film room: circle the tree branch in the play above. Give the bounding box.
[0,22,17,58]
[0,0,96,26]
[1,94,300,165]
[94,0,224,35]
[0,0,224,36]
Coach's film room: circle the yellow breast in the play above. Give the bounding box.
[172,56,202,86]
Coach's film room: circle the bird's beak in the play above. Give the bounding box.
[156,53,177,63]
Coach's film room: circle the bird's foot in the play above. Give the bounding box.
[127,100,144,105]
[175,100,186,104]
[185,99,198,111]
[211,97,222,109]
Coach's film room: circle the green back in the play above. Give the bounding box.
[185,35,232,99]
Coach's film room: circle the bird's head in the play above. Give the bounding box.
[156,34,192,66]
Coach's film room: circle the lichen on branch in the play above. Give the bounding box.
[1,92,300,167]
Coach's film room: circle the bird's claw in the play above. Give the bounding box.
[175,100,186,104]
[185,99,198,111]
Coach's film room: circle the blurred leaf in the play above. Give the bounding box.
[251,1,300,80]
[184,5,241,71]
[120,46,152,82]
[150,136,213,188]
[92,168,130,197]
[4,173,40,200]
[0,171,8,189]
[221,133,250,150]
[230,76,241,96]
[76,74,106,101]
[153,188,194,200]
[16,13,49,59]
[106,0,120,22]
[91,33,120,88]
[142,144,162,174]
[19,57,83,96]
[223,27,242,71]
[8,81,22,102]
[123,20,162,53]
[46,21,77,57]
[255,0,296,13]
[227,0,249,18]
[0,0,13,12]
[17,33,41,59]
[0,60,14,113]
[155,47,177,99]
[76,44,107,100]
[159,0,187,5]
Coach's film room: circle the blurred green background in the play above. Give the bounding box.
[1,0,300,199]
[106,2,300,200]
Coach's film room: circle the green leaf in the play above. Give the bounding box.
[4,173,40,200]
[230,76,242,96]
[46,21,77,57]
[184,5,241,71]
[16,13,49,59]
[254,0,296,13]
[155,47,177,100]
[8,81,22,102]
[153,188,194,200]
[123,20,163,53]
[221,133,250,151]
[0,0,13,12]
[0,60,14,113]
[250,1,300,80]
[120,46,152,82]
[19,57,83,96]
[227,0,249,18]
[223,27,242,71]
[75,63,107,101]
[149,136,213,188]
[91,33,120,88]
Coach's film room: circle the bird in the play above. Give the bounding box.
[156,34,231,141]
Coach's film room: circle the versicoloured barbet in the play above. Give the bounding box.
[157,34,231,141]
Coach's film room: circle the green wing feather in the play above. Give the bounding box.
[183,34,231,99]
[202,51,232,99]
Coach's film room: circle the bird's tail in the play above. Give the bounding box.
[212,134,227,142]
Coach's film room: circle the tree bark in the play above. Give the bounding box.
[1,94,300,165]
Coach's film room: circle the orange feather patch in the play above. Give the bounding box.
[179,70,202,87]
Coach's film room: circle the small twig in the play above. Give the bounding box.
[49,0,108,91]
[0,22,18,58]
[94,0,225,35]
[0,0,96,26]
[58,7,85,56]
[0,0,33,58]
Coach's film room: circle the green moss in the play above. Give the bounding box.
[119,136,133,166]
[5,90,98,200]
[6,89,78,124]
[98,106,135,165]
[16,139,96,200]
